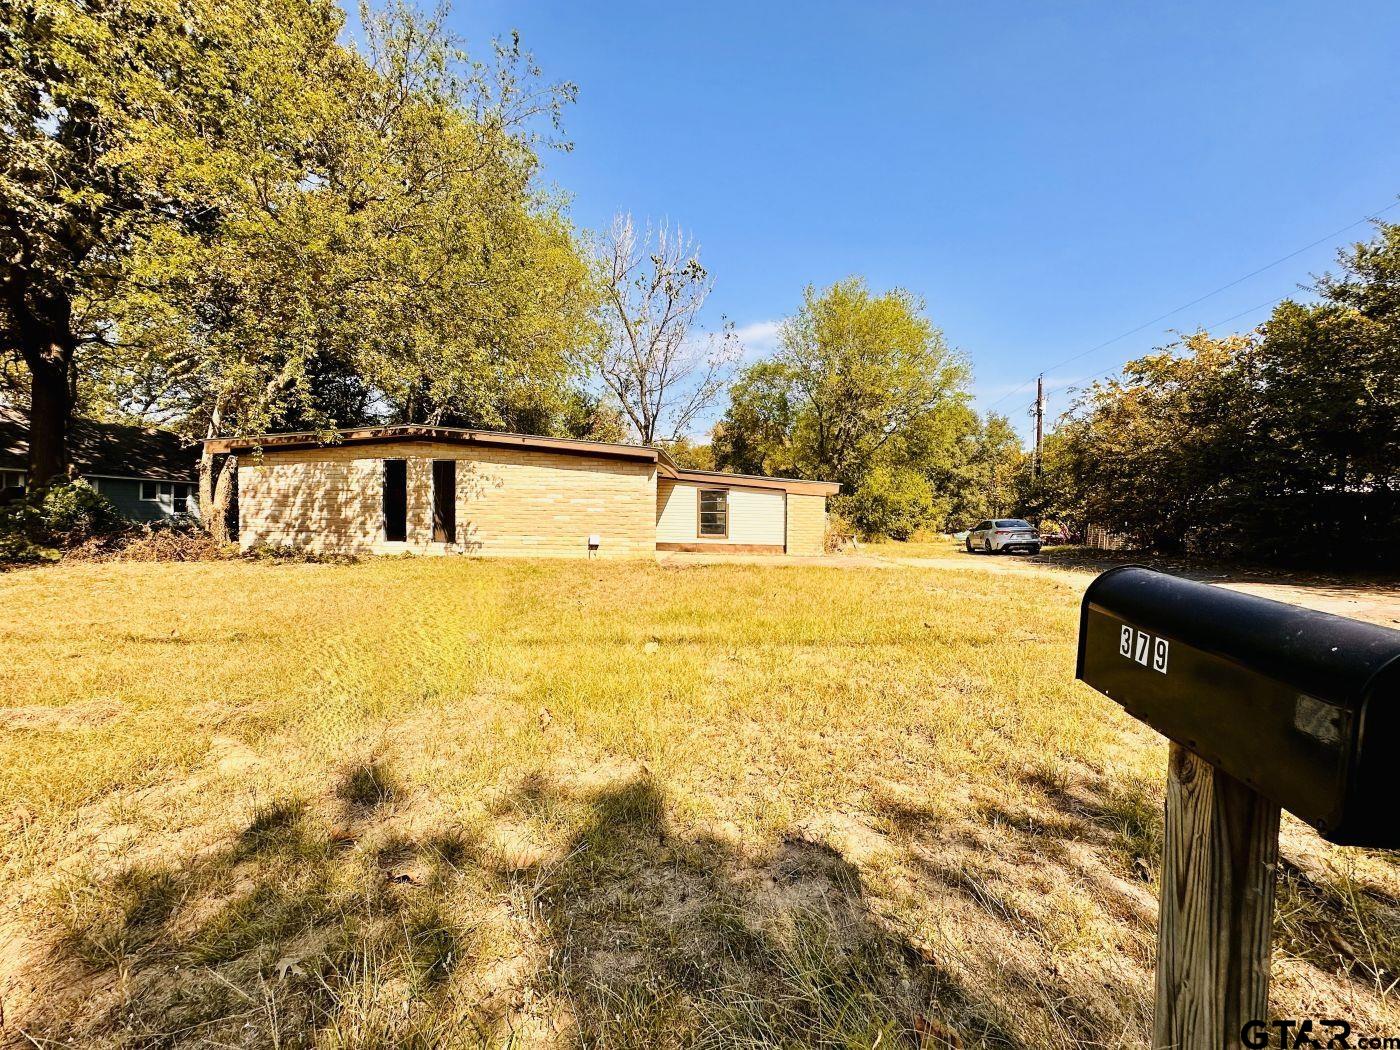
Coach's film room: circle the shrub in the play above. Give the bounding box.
[839,466,938,541]
[824,510,856,553]
[242,541,360,565]
[38,480,126,547]
[0,529,61,565]
[0,480,127,564]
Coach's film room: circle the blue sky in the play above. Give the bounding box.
[444,1,1400,441]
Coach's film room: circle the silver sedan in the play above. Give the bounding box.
[966,519,1041,554]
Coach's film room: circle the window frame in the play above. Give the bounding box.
[697,488,729,539]
[140,480,161,502]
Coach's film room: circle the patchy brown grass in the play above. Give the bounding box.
[0,556,1397,1047]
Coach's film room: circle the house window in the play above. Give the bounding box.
[431,460,456,543]
[0,470,24,502]
[383,459,408,541]
[698,489,728,538]
[140,481,193,512]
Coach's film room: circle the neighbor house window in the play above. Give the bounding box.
[698,489,728,538]
[431,460,456,543]
[383,459,408,541]
[140,481,193,512]
[0,470,24,501]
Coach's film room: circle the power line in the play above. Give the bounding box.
[1000,292,1294,421]
[983,196,1400,412]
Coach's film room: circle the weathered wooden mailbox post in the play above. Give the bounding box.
[1077,566,1400,1050]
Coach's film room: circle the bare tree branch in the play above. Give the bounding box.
[588,213,738,445]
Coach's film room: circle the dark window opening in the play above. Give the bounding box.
[432,460,456,543]
[698,488,728,538]
[0,470,24,504]
[383,459,408,541]
[140,480,192,513]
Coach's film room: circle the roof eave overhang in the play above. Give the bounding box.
[667,467,841,497]
[203,425,660,464]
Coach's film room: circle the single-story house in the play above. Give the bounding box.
[0,406,199,521]
[204,425,840,557]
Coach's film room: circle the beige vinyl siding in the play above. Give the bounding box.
[238,440,656,558]
[784,493,827,556]
[655,480,786,546]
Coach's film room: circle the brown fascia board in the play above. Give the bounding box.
[667,467,840,497]
[202,425,661,464]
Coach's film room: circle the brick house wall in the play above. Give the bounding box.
[237,440,657,558]
[784,493,828,556]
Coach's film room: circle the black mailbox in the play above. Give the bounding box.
[1077,566,1400,848]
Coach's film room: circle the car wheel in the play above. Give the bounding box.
[965,537,974,553]
[983,538,993,554]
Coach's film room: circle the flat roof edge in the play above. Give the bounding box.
[203,426,660,463]
[667,467,841,497]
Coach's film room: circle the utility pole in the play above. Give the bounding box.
[1033,373,1045,480]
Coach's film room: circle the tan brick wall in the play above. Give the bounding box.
[784,493,828,556]
[237,440,657,558]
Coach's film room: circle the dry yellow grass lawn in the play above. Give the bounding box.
[1,556,1397,1048]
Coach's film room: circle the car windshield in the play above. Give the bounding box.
[996,520,1032,528]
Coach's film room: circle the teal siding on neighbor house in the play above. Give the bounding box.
[88,477,197,523]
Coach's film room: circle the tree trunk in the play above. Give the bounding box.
[27,352,72,487]
[18,294,78,488]
[209,454,238,545]
[199,406,223,523]
[198,448,216,526]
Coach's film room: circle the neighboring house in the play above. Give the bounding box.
[204,425,839,557]
[0,406,200,522]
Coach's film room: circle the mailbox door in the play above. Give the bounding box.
[1080,604,1354,837]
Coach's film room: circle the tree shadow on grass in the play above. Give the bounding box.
[19,762,506,1048]
[870,778,1160,1047]
[18,762,1209,1048]
[493,773,1028,1049]
[899,761,1400,1033]
[1012,762,1400,996]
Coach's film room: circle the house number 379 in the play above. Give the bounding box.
[1120,625,1169,674]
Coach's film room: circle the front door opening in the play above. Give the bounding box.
[383,459,408,541]
[432,459,456,543]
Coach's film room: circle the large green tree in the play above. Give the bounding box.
[1238,222,1400,559]
[106,7,594,533]
[1044,334,1257,552]
[944,411,1026,531]
[713,277,972,536]
[1040,219,1400,563]
[1,0,347,486]
[4,0,598,537]
[19,1,597,537]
